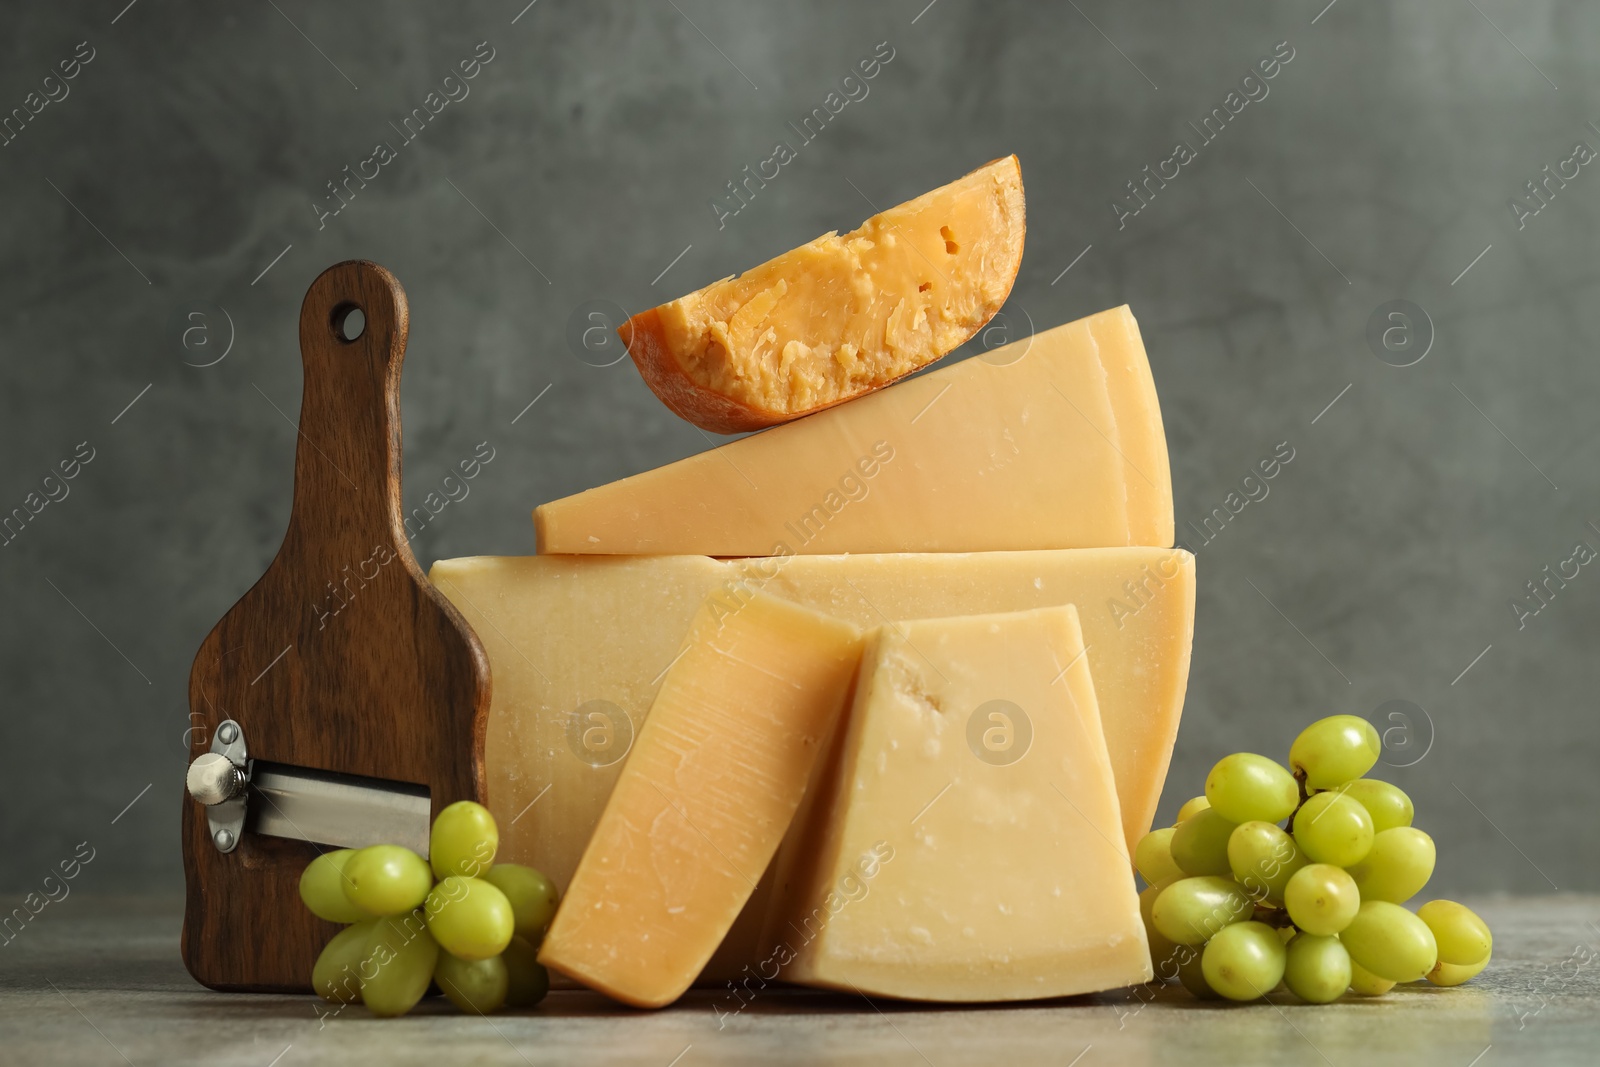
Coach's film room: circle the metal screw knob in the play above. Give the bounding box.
[187,752,245,806]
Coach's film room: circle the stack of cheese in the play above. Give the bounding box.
[430,159,1194,1007]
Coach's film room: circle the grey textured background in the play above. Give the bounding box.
[1,0,1594,900]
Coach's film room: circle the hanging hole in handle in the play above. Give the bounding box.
[331,303,366,343]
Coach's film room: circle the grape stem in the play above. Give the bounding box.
[1284,770,1310,834]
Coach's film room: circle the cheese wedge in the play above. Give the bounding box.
[624,156,1026,432]
[429,546,1192,900]
[769,606,1152,1001]
[537,592,862,1007]
[538,305,1172,554]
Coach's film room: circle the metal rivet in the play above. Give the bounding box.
[214,829,235,850]
[218,722,239,744]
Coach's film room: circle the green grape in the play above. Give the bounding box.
[1417,900,1492,965]
[435,951,509,1014]
[1283,933,1351,1004]
[1349,959,1396,996]
[1176,945,1220,999]
[1340,901,1438,983]
[1176,795,1211,822]
[1170,809,1237,876]
[502,935,551,1007]
[1138,879,1167,929]
[1201,921,1286,1002]
[1139,880,1181,977]
[1427,950,1490,987]
[1151,876,1253,945]
[1133,827,1183,886]
[312,920,376,1004]
[1347,827,1435,904]
[1205,753,1299,824]
[431,800,500,880]
[1283,864,1359,936]
[300,850,373,923]
[1289,715,1380,789]
[341,845,433,917]
[426,876,516,961]
[1227,822,1307,905]
[1340,778,1414,833]
[361,912,439,1017]
[484,864,561,939]
[1292,791,1374,867]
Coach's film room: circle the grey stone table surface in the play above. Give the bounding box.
[2,897,1597,1067]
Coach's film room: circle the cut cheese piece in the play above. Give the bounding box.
[623,156,1026,433]
[536,305,1173,554]
[772,605,1151,1000]
[428,546,1192,900]
[537,591,862,1007]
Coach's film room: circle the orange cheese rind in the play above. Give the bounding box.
[622,155,1027,433]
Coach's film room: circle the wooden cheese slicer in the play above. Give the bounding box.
[181,260,491,992]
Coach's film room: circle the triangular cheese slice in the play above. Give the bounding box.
[769,605,1151,1000]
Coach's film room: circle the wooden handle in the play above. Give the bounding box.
[182,261,491,993]
[285,261,409,551]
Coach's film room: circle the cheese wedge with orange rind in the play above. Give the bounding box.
[622,156,1026,433]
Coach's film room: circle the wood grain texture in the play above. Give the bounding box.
[181,261,491,993]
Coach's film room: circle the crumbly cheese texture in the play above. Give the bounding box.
[428,546,1193,914]
[772,606,1151,1000]
[538,304,1174,554]
[536,592,862,1008]
[630,156,1025,430]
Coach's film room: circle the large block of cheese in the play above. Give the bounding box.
[771,606,1151,1000]
[429,548,1193,901]
[535,305,1173,554]
[537,592,862,1007]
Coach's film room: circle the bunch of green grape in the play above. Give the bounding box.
[297,800,560,1017]
[1135,715,1493,1003]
